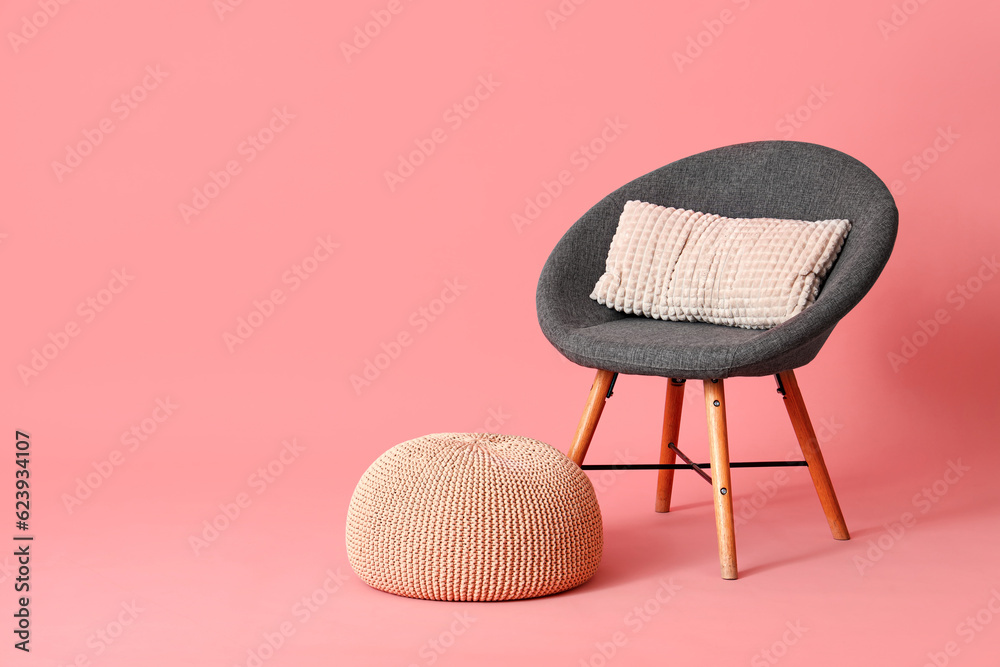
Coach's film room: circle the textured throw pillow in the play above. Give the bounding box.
[590,200,851,329]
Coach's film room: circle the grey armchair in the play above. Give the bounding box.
[536,140,898,579]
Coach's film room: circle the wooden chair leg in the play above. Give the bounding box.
[655,379,686,513]
[568,369,616,465]
[704,379,738,580]
[777,370,850,540]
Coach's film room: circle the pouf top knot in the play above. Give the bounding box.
[346,432,603,601]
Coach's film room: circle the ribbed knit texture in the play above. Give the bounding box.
[346,433,603,601]
[590,200,851,330]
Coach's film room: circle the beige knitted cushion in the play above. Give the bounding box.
[590,200,851,329]
[346,432,603,601]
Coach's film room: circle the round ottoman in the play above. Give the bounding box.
[346,432,603,601]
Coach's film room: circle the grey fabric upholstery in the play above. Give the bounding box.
[536,141,898,379]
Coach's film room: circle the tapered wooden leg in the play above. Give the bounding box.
[568,370,616,465]
[655,379,686,512]
[777,370,850,540]
[705,379,738,580]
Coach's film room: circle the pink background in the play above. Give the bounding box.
[4,0,1000,665]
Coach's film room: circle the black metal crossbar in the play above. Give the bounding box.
[580,440,808,485]
[667,441,713,483]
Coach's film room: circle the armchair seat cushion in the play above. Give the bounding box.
[553,316,834,379]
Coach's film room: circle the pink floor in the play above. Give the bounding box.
[5,1,1000,665]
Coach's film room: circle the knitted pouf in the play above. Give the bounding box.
[346,432,603,601]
